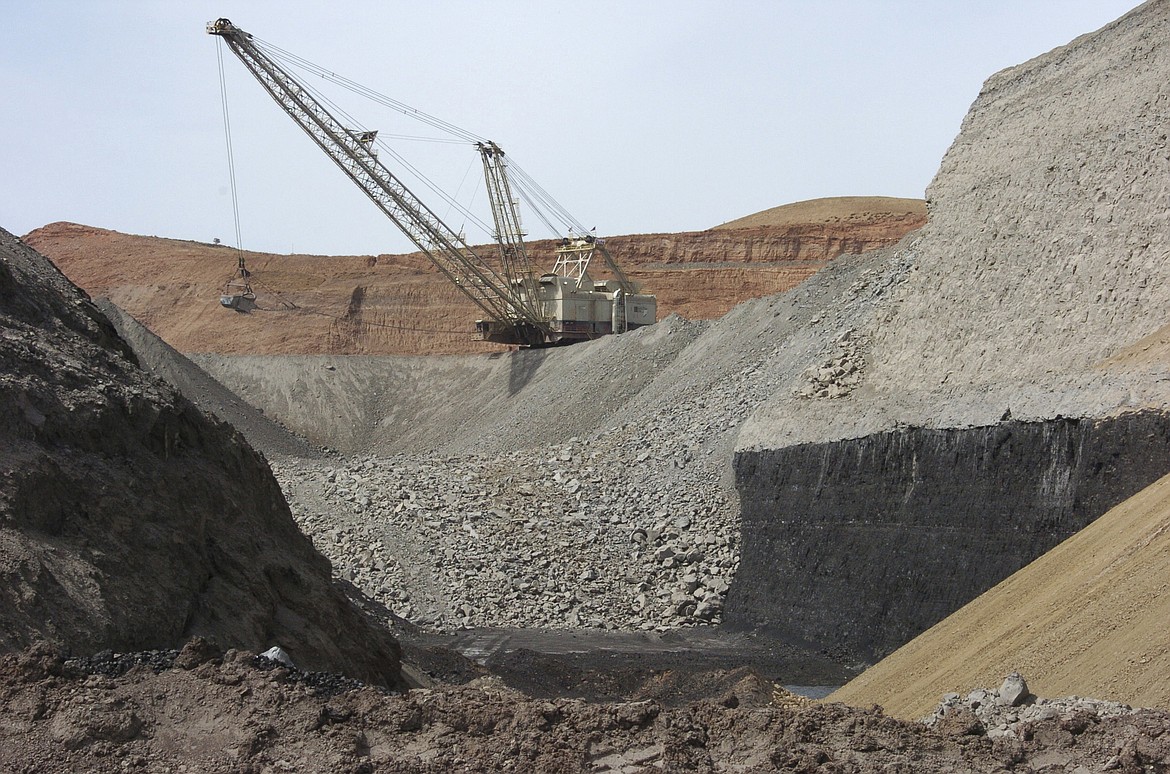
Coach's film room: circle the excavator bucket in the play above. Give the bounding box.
[220,278,256,312]
[220,293,256,312]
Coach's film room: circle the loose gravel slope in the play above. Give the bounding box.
[186,252,885,633]
[741,0,1170,450]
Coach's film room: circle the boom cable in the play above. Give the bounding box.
[253,35,591,243]
[216,39,249,281]
[264,47,496,241]
[253,37,484,143]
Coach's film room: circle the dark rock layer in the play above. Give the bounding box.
[726,412,1170,663]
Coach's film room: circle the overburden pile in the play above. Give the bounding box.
[0,227,402,687]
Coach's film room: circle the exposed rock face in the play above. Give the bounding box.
[172,251,906,640]
[24,198,923,356]
[727,412,1170,661]
[732,0,1170,661]
[0,227,402,687]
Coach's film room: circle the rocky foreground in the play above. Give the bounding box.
[2,642,1168,773]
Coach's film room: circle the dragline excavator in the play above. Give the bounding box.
[208,18,656,347]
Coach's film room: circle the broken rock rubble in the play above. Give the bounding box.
[273,437,739,632]
[924,673,1138,740]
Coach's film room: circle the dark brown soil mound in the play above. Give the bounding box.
[0,227,402,687]
[3,641,1168,773]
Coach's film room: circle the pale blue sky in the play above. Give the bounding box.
[1,1,1142,256]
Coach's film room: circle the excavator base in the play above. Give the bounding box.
[474,320,548,347]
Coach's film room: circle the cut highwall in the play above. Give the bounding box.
[725,411,1170,663]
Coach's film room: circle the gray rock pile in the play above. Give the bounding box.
[746,1,1170,448]
[273,431,739,631]
[184,237,917,634]
[180,244,911,634]
[794,327,868,399]
[924,673,1136,740]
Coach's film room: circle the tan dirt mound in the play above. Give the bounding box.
[711,195,926,231]
[830,469,1170,719]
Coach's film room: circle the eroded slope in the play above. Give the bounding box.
[0,227,401,686]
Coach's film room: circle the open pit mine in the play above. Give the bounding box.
[4,2,1170,771]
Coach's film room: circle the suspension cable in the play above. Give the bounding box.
[216,39,247,263]
[443,155,479,235]
[255,37,484,143]
[250,35,597,246]
[508,160,589,235]
[511,181,561,236]
[268,49,496,241]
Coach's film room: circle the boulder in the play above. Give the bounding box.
[999,672,1032,707]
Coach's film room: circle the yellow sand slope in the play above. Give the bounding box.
[831,468,1170,719]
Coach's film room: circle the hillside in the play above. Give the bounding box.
[0,226,402,685]
[24,196,923,356]
[722,0,1170,665]
[712,196,926,231]
[830,469,1170,718]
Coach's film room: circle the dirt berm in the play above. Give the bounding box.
[0,226,402,687]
